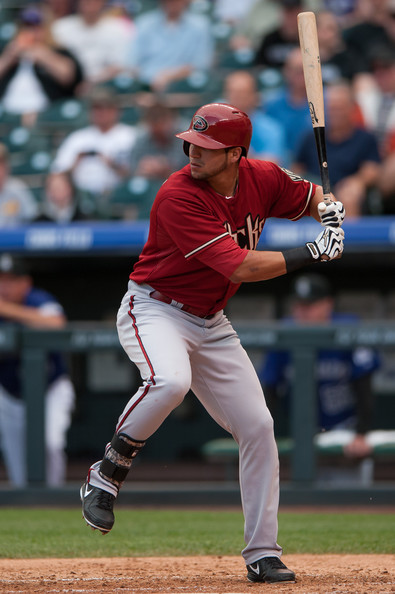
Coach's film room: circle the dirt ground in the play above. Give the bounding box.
[0,555,394,594]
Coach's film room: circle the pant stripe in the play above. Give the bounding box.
[116,295,155,432]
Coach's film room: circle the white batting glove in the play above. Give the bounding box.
[318,200,345,227]
[306,226,345,262]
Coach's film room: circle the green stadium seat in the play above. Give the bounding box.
[35,99,89,130]
[109,177,162,220]
[11,150,52,177]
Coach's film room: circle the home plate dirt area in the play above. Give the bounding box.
[0,555,394,593]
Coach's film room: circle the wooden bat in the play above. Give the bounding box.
[297,11,331,205]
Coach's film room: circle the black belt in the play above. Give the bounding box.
[150,290,215,319]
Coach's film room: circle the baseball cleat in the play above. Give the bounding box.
[80,481,115,534]
[246,557,295,583]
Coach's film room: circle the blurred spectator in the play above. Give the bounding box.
[0,143,39,226]
[323,0,359,26]
[132,102,188,180]
[222,70,286,164]
[264,48,311,165]
[342,0,392,74]
[43,0,76,19]
[317,10,365,83]
[355,45,395,157]
[51,0,133,90]
[0,253,75,486]
[126,0,214,92]
[377,152,395,213]
[35,172,90,223]
[259,273,380,459]
[212,0,258,26]
[51,86,137,195]
[254,0,303,70]
[229,0,282,53]
[292,82,381,217]
[0,5,83,127]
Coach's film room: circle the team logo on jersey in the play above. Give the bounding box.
[192,115,209,131]
[224,213,265,250]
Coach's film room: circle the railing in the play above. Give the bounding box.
[2,321,395,485]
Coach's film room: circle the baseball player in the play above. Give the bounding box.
[81,103,345,583]
[0,253,75,486]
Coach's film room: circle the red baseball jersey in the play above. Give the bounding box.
[131,159,317,315]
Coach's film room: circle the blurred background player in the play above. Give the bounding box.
[259,273,380,459]
[0,254,75,487]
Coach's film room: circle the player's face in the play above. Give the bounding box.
[188,144,231,181]
[292,298,333,323]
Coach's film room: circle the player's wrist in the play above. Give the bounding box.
[282,246,314,273]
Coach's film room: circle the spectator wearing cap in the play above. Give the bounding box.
[125,0,214,92]
[0,5,83,127]
[51,0,133,91]
[51,86,137,199]
[0,143,39,226]
[0,254,75,486]
[258,273,380,459]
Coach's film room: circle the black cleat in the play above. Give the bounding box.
[80,481,115,534]
[246,556,295,583]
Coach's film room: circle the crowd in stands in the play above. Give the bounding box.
[2,0,395,223]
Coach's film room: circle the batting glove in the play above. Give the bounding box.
[318,200,345,227]
[306,226,345,262]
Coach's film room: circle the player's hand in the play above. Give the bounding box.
[318,200,345,227]
[306,226,344,262]
[343,434,372,458]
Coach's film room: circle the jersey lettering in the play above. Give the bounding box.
[279,167,305,182]
[224,214,265,250]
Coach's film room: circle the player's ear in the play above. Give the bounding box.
[230,147,242,162]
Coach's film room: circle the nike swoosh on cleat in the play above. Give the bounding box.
[84,486,93,497]
[249,563,260,575]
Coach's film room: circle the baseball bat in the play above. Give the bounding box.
[297,11,331,205]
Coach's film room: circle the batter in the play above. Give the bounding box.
[81,103,345,583]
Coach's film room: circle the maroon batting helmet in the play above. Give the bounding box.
[176,103,252,157]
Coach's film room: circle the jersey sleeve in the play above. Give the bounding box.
[157,195,247,278]
[265,163,317,220]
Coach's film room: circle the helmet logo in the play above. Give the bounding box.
[192,115,208,131]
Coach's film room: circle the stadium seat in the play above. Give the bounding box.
[120,105,141,125]
[11,150,52,177]
[104,73,145,96]
[35,99,89,131]
[3,126,51,158]
[109,177,162,220]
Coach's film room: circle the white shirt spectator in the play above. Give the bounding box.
[51,123,137,194]
[0,177,39,226]
[52,14,131,81]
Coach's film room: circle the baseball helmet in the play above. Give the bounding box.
[176,103,252,157]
